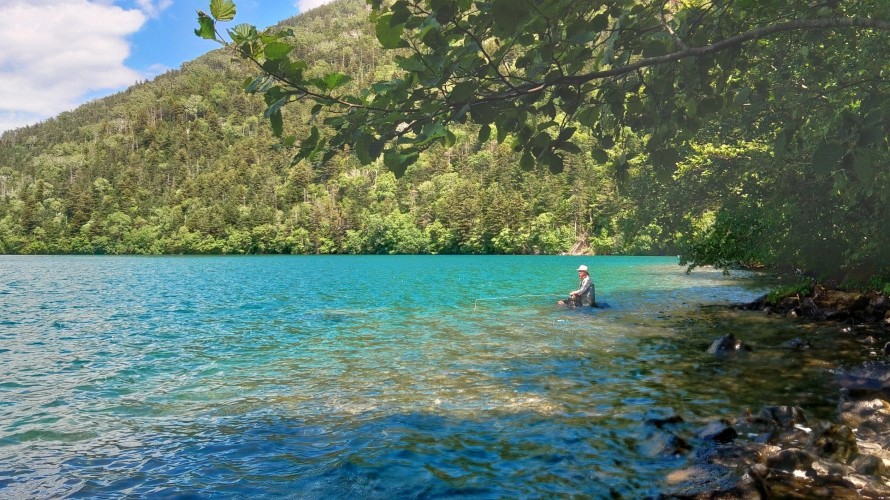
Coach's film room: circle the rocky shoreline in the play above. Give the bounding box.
[659,285,890,498]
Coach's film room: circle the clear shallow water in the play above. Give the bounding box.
[0,255,865,497]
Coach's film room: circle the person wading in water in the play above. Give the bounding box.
[560,265,595,307]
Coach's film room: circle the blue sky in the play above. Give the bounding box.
[0,0,334,134]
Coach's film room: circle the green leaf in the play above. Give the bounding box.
[269,109,283,137]
[323,72,353,91]
[591,147,609,163]
[375,13,405,49]
[478,124,491,143]
[449,82,476,102]
[491,0,530,34]
[531,132,551,153]
[383,149,419,177]
[590,13,609,32]
[566,19,598,44]
[558,142,582,154]
[395,54,426,72]
[244,75,272,94]
[210,0,236,21]
[494,112,517,142]
[859,125,883,146]
[557,127,577,143]
[543,152,564,174]
[651,148,680,178]
[773,128,794,159]
[642,39,669,57]
[355,132,384,165]
[812,141,844,176]
[519,152,535,171]
[852,149,875,184]
[297,126,321,160]
[390,1,411,25]
[696,96,723,116]
[228,23,258,43]
[264,41,292,60]
[195,11,217,40]
[444,130,457,148]
[471,102,499,125]
[576,106,598,128]
[282,60,307,83]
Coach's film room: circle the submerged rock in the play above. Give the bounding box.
[852,454,886,476]
[783,337,813,351]
[697,420,738,443]
[707,333,753,355]
[674,286,890,497]
[807,422,858,463]
[837,363,890,399]
[756,405,808,428]
[765,447,815,472]
[646,414,684,429]
[639,430,691,458]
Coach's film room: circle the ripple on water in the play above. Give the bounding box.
[2,255,837,498]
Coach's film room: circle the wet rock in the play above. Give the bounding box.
[808,458,857,489]
[837,398,890,428]
[799,297,821,319]
[707,333,752,355]
[735,294,766,311]
[697,420,738,443]
[852,454,886,476]
[783,337,812,351]
[837,363,890,399]
[777,295,799,310]
[807,422,858,463]
[756,405,808,429]
[813,288,869,313]
[746,285,888,327]
[764,447,815,472]
[870,294,889,312]
[639,430,691,457]
[646,414,684,428]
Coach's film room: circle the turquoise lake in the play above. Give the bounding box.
[0,255,861,497]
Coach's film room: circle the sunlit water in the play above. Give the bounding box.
[0,255,872,497]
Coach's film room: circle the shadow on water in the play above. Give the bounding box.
[58,409,685,498]
[53,310,871,499]
[1,255,879,498]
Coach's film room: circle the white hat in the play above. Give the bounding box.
[577,265,588,273]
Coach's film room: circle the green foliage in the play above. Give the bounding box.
[0,8,612,258]
[765,282,814,306]
[2,0,890,286]
[191,0,890,279]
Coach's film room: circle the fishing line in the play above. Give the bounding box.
[473,293,564,311]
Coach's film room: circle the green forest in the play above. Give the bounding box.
[1,0,889,284]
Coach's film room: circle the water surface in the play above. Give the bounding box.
[0,255,867,497]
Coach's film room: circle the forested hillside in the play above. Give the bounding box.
[2,0,889,286]
[0,0,645,256]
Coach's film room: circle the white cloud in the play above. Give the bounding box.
[135,0,172,19]
[0,0,145,133]
[296,0,334,13]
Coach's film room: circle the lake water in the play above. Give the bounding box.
[0,255,866,497]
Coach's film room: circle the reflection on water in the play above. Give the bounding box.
[0,256,873,497]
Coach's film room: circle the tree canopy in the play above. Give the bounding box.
[0,1,637,259]
[198,0,890,281]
